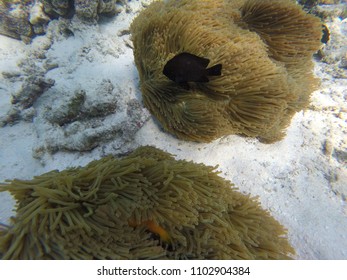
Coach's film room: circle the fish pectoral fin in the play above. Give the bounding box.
[207,64,222,76]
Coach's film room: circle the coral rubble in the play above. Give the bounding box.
[0,0,126,41]
[0,10,149,155]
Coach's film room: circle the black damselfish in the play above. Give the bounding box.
[321,24,330,44]
[163,52,222,90]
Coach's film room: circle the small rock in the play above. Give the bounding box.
[1,71,22,80]
[333,148,347,163]
[117,29,130,36]
[98,0,121,17]
[0,1,34,41]
[29,1,50,25]
[4,107,22,126]
[42,0,72,18]
[11,76,55,109]
[75,0,99,22]
[43,59,59,71]
[21,107,36,122]
[44,90,87,126]
[339,52,347,68]
[323,139,334,157]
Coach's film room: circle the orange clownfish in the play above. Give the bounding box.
[128,219,171,243]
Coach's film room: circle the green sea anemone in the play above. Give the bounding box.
[0,146,294,259]
[130,0,322,143]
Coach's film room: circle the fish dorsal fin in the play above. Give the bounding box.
[181,52,210,67]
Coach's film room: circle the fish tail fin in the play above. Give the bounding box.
[207,64,222,76]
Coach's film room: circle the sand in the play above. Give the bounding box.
[0,0,346,259]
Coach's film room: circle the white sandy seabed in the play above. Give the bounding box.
[0,1,346,260]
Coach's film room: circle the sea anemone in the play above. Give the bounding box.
[0,146,294,259]
[130,0,322,143]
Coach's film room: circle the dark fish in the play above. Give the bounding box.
[163,52,222,90]
[321,24,330,44]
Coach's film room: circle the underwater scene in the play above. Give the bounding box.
[0,0,346,259]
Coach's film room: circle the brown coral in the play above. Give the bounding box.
[130,0,323,143]
[0,146,294,259]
